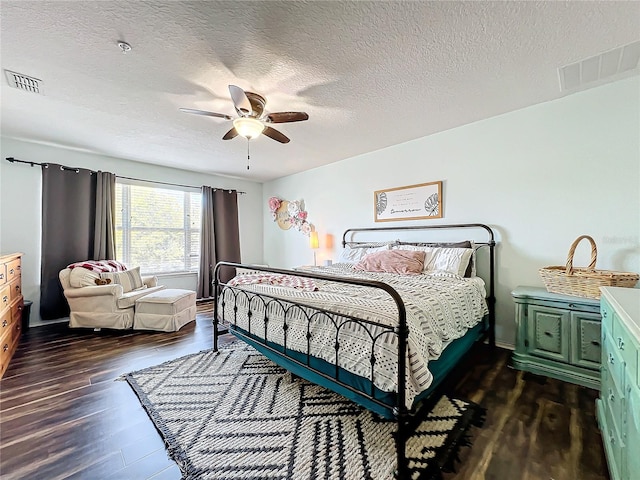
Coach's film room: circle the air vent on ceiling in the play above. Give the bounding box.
[558,40,640,92]
[4,69,43,94]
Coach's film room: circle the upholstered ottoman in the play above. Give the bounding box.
[133,289,196,332]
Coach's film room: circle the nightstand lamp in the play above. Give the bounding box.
[309,230,319,266]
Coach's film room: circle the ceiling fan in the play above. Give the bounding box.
[179,85,309,144]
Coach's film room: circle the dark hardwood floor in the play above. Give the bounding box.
[0,304,609,480]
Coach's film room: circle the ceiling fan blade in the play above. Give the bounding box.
[222,127,238,140]
[266,112,309,123]
[179,108,232,120]
[262,126,290,144]
[228,85,252,116]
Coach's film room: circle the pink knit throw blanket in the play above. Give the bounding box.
[67,260,128,273]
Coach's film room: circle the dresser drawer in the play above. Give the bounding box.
[627,386,640,479]
[10,314,21,345]
[603,398,625,479]
[0,309,12,344]
[0,321,15,367]
[601,299,614,334]
[602,359,626,436]
[0,284,10,310]
[8,277,21,303]
[604,332,625,391]
[6,258,21,282]
[612,315,640,389]
[11,298,23,324]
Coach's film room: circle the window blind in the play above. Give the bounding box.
[115,180,201,275]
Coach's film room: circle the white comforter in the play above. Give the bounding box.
[218,263,488,407]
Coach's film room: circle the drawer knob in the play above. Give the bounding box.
[2,296,7,304]
[603,311,608,318]
[609,388,615,402]
[609,353,615,365]
[2,344,8,352]
[610,433,615,445]
[1,320,6,328]
[591,340,600,347]
[617,337,625,350]
[0,273,3,279]
[15,285,20,292]
[8,269,13,275]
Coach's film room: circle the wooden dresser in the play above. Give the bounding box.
[597,287,640,480]
[0,253,24,378]
[512,286,602,389]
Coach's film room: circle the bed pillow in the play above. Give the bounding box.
[393,242,475,277]
[353,250,426,275]
[424,248,474,277]
[337,244,391,264]
[99,266,144,293]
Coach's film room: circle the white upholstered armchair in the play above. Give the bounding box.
[59,265,164,330]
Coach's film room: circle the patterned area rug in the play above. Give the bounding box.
[124,343,484,480]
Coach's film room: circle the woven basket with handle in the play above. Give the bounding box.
[539,235,639,299]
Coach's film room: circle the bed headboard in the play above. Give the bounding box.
[341,223,497,346]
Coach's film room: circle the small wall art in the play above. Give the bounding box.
[268,196,313,236]
[374,181,442,222]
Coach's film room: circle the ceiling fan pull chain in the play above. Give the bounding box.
[247,139,250,170]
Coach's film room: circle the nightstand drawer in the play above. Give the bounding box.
[527,305,570,362]
[572,312,601,368]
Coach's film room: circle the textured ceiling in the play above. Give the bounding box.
[1,1,639,182]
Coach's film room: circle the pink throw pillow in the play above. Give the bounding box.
[354,250,426,275]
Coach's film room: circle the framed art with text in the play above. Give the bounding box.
[374,181,442,222]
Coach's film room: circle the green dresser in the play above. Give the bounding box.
[597,287,640,480]
[511,286,601,389]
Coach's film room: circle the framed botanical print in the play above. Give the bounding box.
[374,181,442,222]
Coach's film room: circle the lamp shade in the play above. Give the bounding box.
[233,117,265,139]
[309,231,319,249]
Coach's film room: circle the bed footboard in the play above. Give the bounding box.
[214,261,414,478]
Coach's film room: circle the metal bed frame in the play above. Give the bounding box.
[213,223,496,478]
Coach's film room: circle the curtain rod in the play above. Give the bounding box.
[4,157,246,194]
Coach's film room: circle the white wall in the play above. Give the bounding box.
[263,77,640,347]
[0,138,264,327]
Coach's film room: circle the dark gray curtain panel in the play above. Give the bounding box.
[197,187,241,299]
[40,165,116,320]
[94,171,116,260]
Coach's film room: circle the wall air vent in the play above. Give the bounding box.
[4,69,43,94]
[558,40,640,92]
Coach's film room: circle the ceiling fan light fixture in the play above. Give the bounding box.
[233,117,264,139]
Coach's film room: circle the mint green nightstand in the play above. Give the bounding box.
[511,286,601,389]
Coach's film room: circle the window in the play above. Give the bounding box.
[115,180,201,275]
